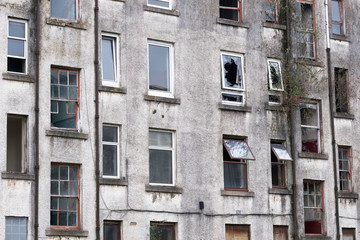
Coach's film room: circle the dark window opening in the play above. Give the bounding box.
[7,115,26,173]
[269,94,281,104]
[104,221,121,240]
[150,222,175,240]
[335,68,349,113]
[296,1,315,59]
[219,0,241,22]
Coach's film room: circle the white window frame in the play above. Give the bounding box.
[149,129,175,186]
[50,0,79,21]
[102,124,120,179]
[101,34,119,87]
[7,18,27,74]
[147,41,174,98]
[300,102,321,153]
[267,59,284,91]
[147,0,171,10]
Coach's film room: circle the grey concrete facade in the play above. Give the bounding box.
[0,0,360,239]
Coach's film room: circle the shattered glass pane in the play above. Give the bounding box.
[224,140,255,160]
[268,61,282,90]
[222,54,243,90]
[265,1,277,22]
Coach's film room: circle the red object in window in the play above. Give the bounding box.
[305,220,322,234]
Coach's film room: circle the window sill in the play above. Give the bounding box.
[334,112,354,120]
[268,188,292,195]
[221,190,254,197]
[99,85,127,94]
[1,172,35,181]
[338,192,359,200]
[99,177,128,186]
[111,0,125,2]
[218,103,252,112]
[295,58,324,68]
[304,236,331,240]
[263,22,286,30]
[265,104,288,112]
[144,94,181,104]
[145,184,183,194]
[298,152,328,160]
[46,130,88,140]
[45,229,89,237]
[216,18,250,28]
[46,18,87,30]
[2,72,34,83]
[330,34,350,42]
[143,5,180,17]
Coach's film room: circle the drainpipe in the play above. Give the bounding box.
[325,0,340,239]
[34,0,41,239]
[94,0,101,239]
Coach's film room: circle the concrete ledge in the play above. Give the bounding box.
[331,34,350,42]
[334,112,355,120]
[100,178,128,186]
[46,18,87,30]
[45,229,89,237]
[265,104,288,112]
[46,130,88,140]
[295,58,324,68]
[298,152,328,160]
[99,85,127,94]
[2,73,34,83]
[221,190,254,197]
[216,18,250,28]
[145,184,183,194]
[269,188,292,195]
[144,94,181,105]
[144,5,180,17]
[1,172,35,181]
[338,192,359,199]
[218,103,252,112]
[263,22,286,30]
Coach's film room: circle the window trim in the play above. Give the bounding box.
[7,18,28,75]
[101,34,119,87]
[338,146,351,192]
[148,129,175,186]
[102,124,120,179]
[300,102,321,154]
[147,40,174,98]
[219,0,242,22]
[267,59,284,91]
[104,221,121,240]
[50,0,80,21]
[147,0,171,10]
[331,0,345,36]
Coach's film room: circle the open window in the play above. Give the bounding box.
[300,102,320,153]
[334,68,349,113]
[104,221,121,240]
[303,181,323,235]
[51,68,80,130]
[51,0,79,21]
[8,19,27,74]
[150,222,176,240]
[221,52,245,105]
[331,0,344,35]
[267,59,283,105]
[223,138,255,190]
[225,224,250,240]
[101,34,118,86]
[7,115,27,173]
[102,125,120,178]
[148,0,171,9]
[338,147,351,192]
[219,0,242,22]
[271,143,292,188]
[296,0,316,59]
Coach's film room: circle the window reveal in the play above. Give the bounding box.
[219,0,242,22]
[300,103,320,153]
[303,181,323,234]
[8,19,27,74]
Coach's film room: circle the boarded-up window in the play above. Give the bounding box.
[335,68,349,113]
[342,228,355,240]
[273,226,288,240]
[7,115,26,172]
[225,224,250,240]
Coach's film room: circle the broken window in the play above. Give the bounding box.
[335,68,349,113]
[7,115,27,173]
[104,221,121,240]
[331,0,344,35]
[303,181,323,235]
[265,0,279,22]
[148,41,174,98]
[51,164,80,228]
[5,217,27,240]
[296,0,315,59]
[8,19,27,74]
[102,125,120,178]
[273,226,288,240]
[300,102,320,153]
[102,35,118,85]
[51,68,79,130]
[268,59,283,105]
[148,0,170,9]
[221,53,245,105]
[225,224,250,240]
[51,0,78,21]
[338,147,351,192]
[220,0,242,22]
[150,222,176,240]
[271,143,292,188]
[149,130,175,185]
[342,228,355,240]
[223,138,255,190]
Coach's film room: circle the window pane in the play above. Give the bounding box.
[69,87,78,100]
[60,166,68,180]
[51,165,59,180]
[150,224,174,240]
[265,1,277,22]
[51,101,77,128]
[69,71,77,85]
[148,0,170,8]
[51,197,58,210]
[6,217,27,240]
[68,212,77,226]
[149,44,170,92]
[51,211,58,226]
[8,39,25,57]
[51,181,59,195]
[220,0,238,8]
[59,212,67,226]
[224,162,246,189]
[297,3,314,29]
[60,86,68,99]
[7,57,26,73]
[69,181,78,195]
[69,198,77,211]
[9,21,25,38]
[67,102,76,114]
[102,38,116,81]
[149,149,172,184]
[59,198,67,211]
[104,223,120,240]
[222,93,243,104]
[300,104,318,126]
[222,55,243,89]
[268,61,282,90]
[69,166,78,180]
[272,144,292,161]
[149,131,172,147]
[60,181,69,195]
[331,1,341,21]
[220,9,239,21]
[224,140,254,160]
[51,70,59,84]
[301,127,319,153]
[51,0,77,20]
[60,71,68,85]
[51,86,59,98]
[332,23,341,35]
[103,126,118,142]
[103,145,118,176]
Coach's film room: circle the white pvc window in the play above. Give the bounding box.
[148,41,174,98]
[101,35,118,86]
[51,0,79,21]
[102,125,120,178]
[149,130,175,186]
[8,19,27,74]
[267,59,283,91]
[148,0,171,9]
[5,217,27,240]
